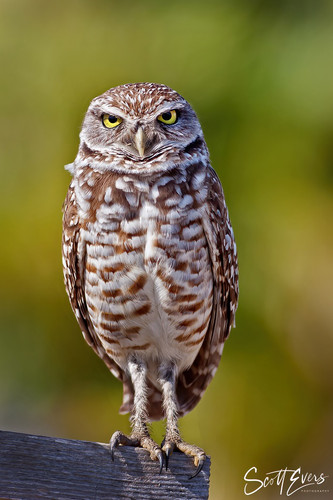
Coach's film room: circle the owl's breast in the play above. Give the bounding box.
[144,200,214,372]
[78,165,213,373]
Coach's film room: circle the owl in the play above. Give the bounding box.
[62,83,238,478]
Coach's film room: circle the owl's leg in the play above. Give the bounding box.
[159,363,205,478]
[110,357,164,472]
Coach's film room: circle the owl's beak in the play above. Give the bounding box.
[134,127,146,158]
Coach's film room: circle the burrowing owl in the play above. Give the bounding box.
[62,83,238,477]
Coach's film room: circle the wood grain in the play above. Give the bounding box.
[0,430,210,499]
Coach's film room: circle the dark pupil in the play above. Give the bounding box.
[108,115,118,123]
[162,112,172,121]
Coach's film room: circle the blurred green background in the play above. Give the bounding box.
[1,0,332,498]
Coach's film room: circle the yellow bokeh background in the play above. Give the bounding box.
[1,1,332,498]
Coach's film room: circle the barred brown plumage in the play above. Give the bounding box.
[62,82,239,477]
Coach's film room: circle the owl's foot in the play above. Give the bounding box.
[110,430,164,473]
[161,435,206,479]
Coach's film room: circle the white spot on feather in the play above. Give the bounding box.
[178,194,193,209]
[115,177,133,192]
[192,170,206,190]
[65,163,74,175]
[224,234,231,250]
[125,192,139,207]
[104,187,112,203]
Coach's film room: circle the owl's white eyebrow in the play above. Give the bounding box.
[95,102,186,120]
[100,107,126,119]
[155,102,186,115]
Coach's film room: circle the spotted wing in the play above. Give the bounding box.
[176,166,239,416]
[62,182,124,383]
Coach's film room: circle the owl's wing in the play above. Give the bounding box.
[62,182,124,382]
[176,166,239,416]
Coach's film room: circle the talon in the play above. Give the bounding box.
[165,447,170,470]
[109,432,120,461]
[156,449,164,474]
[109,430,140,462]
[163,443,174,470]
[189,455,205,479]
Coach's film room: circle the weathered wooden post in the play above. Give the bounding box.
[0,430,211,499]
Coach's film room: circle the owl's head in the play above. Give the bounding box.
[77,83,206,172]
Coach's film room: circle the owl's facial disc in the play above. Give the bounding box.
[81,88,203,165]
[109,109,183,160]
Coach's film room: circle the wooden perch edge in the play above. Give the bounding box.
[0,430,211,499]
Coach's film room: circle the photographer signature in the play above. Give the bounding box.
[244,466,329,496]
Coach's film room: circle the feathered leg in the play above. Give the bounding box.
[110,357,163,472]
[159,363,206,478]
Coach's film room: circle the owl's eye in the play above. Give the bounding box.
[157,109,178,125]
[102,114,123,128]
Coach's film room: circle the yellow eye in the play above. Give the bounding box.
[102,114,122,128]
[157,109,178,125]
